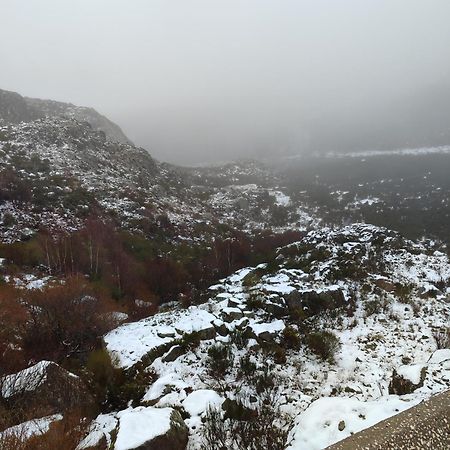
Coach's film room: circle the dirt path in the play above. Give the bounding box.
[326,390,450,450]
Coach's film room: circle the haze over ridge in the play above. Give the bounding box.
[1,0,449,164]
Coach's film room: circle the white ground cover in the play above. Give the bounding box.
[97,224,450,448]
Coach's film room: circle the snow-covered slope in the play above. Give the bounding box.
[93,224,450,449]
[0,116,313,243]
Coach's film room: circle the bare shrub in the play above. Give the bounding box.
[201,389,290,450]
[22,276,115,362]
[201,363,291,450]
[433,328,450,349]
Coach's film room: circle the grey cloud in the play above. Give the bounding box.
[1,0,449,164]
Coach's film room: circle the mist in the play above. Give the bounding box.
[1,0,450,165]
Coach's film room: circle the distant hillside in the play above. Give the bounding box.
[0,88,131,144]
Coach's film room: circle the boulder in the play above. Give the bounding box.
[227,298,242,308]
[222,398,255,421]
[175,326,216,341]
[1,361,95,423]
[373,278,396,293]
[214,323,229,337]
[114,407,188,450]
[222,307,243,323]
[196,326,216,341]
[264,301,287,318]
[162,345,186,363]
[286,288,346,317]
[388,365,427,395]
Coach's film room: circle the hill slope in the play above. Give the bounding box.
[0,88,131,144]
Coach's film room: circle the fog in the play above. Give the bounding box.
[1,0,450,165]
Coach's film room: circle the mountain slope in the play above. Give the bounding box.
[0,115,310,244]
[0,88,131,144]
[1,89,449,450]
[97,223,450,449]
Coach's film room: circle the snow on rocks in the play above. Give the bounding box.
[182,390,224,417]
[104,306,219,369]
[249,319,286,340]
[1,361,53,398]
[0,414,63,441]
[79,407,188,450]
[1,360,94,419]
[115,407,188,450]
[98,223,450,449]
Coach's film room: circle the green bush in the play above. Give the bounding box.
[246,292,264,310]
[206,343,233,378]
[282,325,301,349]
[305,330,341,363]
[2,213,16,227]
[84,348,156,411]
[229,329,248,350]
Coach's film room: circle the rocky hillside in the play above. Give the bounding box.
[0,91,449,450]
[90,223,449,449]
[0,115,312,245]
[0,88,130,144]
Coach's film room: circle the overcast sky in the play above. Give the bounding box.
[1,0,450,164]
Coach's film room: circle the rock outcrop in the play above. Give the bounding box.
[1,361,95,425]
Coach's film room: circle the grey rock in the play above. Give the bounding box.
[388,367,427,395]
[162,345,186,363]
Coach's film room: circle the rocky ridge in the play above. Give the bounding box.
[0,88,130,144]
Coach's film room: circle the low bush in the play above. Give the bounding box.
[246,292,264,310]
[433,328,450,349]
[304,330,341,363]
[83,348,156,411]
[206,343,233,379]
[229,329,248,350]
[236,355,257,381]
[201,381,290,450]
[282,325,301,349]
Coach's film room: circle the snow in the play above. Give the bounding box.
[1,361,53,398]
[227,267,253,283]
[0,414,63,440]
[173,308,216,334]
[396,364,425,385]
[77,414,117,449]
[182,389,224,416]
[97,223,450,449]
[428,349,450,365]
[264,284,296,294]
[143,373,189,402]
[114,407,172,450]
[271,190,291,206]
[7,274,52,290]
[286,395,421,450]
[104,307,217,369]
[249,319,285,336]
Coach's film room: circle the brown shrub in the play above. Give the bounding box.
[22,276,115,363]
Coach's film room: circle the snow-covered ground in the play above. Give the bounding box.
[95,223,450,449]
